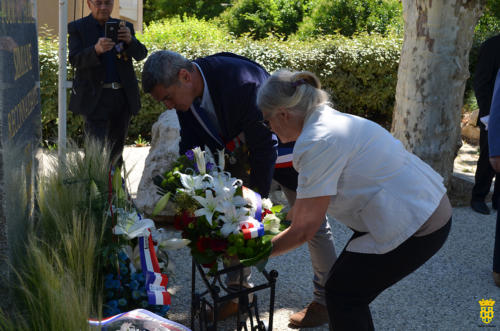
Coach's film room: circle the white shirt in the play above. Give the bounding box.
[190,63,222,145]
[294,104,446,254]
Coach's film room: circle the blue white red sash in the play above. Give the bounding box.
[139,229,171,306]
[88,309,191,330]
[275,146,293,168]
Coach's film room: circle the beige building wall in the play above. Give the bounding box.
[37,0,143,35]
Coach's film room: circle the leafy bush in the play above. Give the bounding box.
[296,0,403,38]
[39,28,84,146]
[220,0,307,39]
[39,18,401,145]
[143,0,228,24]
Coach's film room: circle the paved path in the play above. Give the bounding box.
[122,143,500,330]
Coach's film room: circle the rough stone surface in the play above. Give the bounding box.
[135,110,181,218]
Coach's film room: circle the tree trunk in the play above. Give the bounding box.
[391,0,484,186]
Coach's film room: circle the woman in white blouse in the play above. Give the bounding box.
[257,70,452,331]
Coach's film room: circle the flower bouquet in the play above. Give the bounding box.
[153,146,286,272]
[99,168,190,318]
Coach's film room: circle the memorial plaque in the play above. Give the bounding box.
[0,0,41,307]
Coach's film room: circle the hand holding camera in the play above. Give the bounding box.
[117,22,132,44]
[94,37,115,55]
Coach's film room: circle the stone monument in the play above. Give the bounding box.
[135,110,181,220]
[0,0,41,307]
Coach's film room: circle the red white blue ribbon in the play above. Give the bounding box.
[239,218,265,239]
[139,229,171,306]
[275,146,293,168]
[88,309,190,330]
[146,271,171,305]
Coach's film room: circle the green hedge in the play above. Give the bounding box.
[39,17,402,145]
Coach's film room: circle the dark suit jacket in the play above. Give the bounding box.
[474,33,500,124]
[177,53,277,197]
[68,15,147,116]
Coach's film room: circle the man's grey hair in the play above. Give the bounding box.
[141,50,193,93]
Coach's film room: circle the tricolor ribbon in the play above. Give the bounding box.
[88,309,191,330]
[239,218,265,240]
[139,227,171,306]
[275,146,293,168]
[146,271,171,305]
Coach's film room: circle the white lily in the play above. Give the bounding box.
[175,172,212,195]
[263,213,281,234]
[113,212,156,239]
[212,173,243,202]
[151,228,191,250]
[217,149,226,171]
[193,146,207,174]
[192,190,220,226]
[217,201,250,237]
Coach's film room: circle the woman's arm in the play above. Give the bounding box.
[270,195,330,257]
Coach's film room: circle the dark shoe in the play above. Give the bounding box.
[471,200,490,215]
[206,301,239,322]
[289,301,329,328]
[493,198,498,211]
[494,272,500,287]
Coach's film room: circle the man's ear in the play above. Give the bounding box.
[178,69,191,83]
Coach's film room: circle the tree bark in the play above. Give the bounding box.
[391,0,485,185]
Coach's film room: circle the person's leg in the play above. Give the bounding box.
[106,89,130,166]
[493,195,500,285]
[472,125,495,212]
[282,185,336,327]
[325,220,451,331]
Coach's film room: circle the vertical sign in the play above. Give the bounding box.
[0,0,41,308]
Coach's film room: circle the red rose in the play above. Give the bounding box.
[174,210,195,230]
[209,238,228,252]
[196,237,210,253]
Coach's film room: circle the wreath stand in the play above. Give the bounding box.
[190,258,278,331]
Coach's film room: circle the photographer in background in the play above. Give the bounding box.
[68,0,147,165]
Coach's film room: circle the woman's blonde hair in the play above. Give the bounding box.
[257,70,329,118]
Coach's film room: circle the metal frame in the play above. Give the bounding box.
[190,258,278,331]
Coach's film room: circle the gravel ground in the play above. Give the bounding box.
[122,143,500,331]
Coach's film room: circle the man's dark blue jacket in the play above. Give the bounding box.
[176,53,277,197]
[68,14,147,116]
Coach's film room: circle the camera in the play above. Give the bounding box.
[105,21,119,43]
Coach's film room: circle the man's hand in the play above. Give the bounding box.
[118,26,132,44]
[94,37,115,55]
[490,156,500,173]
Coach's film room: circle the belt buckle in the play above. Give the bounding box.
[111,82,119,89]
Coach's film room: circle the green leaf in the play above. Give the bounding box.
[270,204,284,213]
[152,192,171,217]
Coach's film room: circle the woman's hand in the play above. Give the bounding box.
[270,196,330,257]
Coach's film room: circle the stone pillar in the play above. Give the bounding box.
[0,0,41,309]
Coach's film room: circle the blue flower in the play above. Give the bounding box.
[107,300,118,309]
[105,273,114,281]
[185,150,194,160]
[112,279,121,289]
[132,290,142,300]
[106,291,114,299]
[206,162,214,172]
[129,280,139,290]
[118,251,128,261]
[118,298,127,307]
[140,300,149,308]
[120,266,129,275]
[104,278,114,289]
